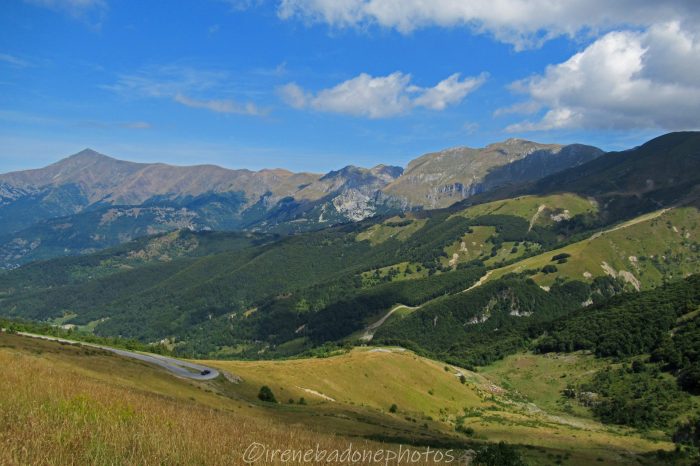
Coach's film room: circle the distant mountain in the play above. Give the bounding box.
[0,132,698,361]
[0,138,603,267]
[527,132,700,218]
[0,151,407,267]
[383,139,603,208]
[0,149,317,206]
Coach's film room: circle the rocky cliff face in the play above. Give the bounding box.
[382,139,602,208]
[0,150,405,236]
[0,150,406,266]
[298,164,404,222]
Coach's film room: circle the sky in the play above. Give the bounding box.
[1,0,699,173]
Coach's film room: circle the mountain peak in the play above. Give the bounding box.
[488,138,539,149]
[65,148,114,161]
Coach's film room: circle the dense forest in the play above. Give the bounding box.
[374,275,625,367]
[0,200,596,357]
[536,275,700,430]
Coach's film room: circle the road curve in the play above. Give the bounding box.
[360,304,417,342]
[16,332,220,381]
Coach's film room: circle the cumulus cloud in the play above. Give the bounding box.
[505,22,700,131]
[279,72,485,118]
[277,0,699,49]
[412,73,486,110]
[103,65,267,117]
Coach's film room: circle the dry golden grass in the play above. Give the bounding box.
[208,348,674,465]
[0,336,448,466]
[0,334,675,466]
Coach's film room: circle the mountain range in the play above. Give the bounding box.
[0,140,601,268]
[3,132,700,464]
[2,131,698,353]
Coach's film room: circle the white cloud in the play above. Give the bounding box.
[104,65,266,117]
[174,94,267,116]
[412,73,486,110]
[103,66,225,98]
[277,0,699,50]
[221,0,266,11]
[493,101,541,117]
[279,71,484,118]
[25,0,107,27]
[505,22,700,131]
[279,83,309,108]
[0,53,30,68]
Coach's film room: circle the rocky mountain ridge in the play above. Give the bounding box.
[0,139,603,267]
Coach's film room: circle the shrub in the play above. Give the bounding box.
[473,442,527,466]
[456,424,475,436]
[541,264,558,274]
[673,418,700,446]
[678,365,700,394]
[389,403,398,413]
[257,386,277,403]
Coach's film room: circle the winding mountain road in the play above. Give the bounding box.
[360,304,417,341]
[16,332,220,381]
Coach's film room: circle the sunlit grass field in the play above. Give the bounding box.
[486,207,700,289]
[0,334,450,466]
[0,333,675,465]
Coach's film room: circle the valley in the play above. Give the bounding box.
[1,131,700,465]
[5,2,700,464]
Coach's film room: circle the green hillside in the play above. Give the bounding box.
[1,132,699,369]
[453,193,597,226]
[486,207,700,290]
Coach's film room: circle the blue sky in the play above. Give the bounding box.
[1,1,698,173]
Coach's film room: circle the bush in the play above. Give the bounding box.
[673,418,700,446]
[541,264,558,274]
[582,366,688,429]
[389,403,398,413]
[678,365,700,394]
[552,253,571,262]
[473,442,527,466]
[298,397,307,405]
[257,386,277,403]
[456,424,475,436]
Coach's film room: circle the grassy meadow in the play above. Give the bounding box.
[0,334,457,466]
[486,207,700,289]
[0,331,679,465]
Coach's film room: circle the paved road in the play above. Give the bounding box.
[360,304,417,342]
[16,332,220,381]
